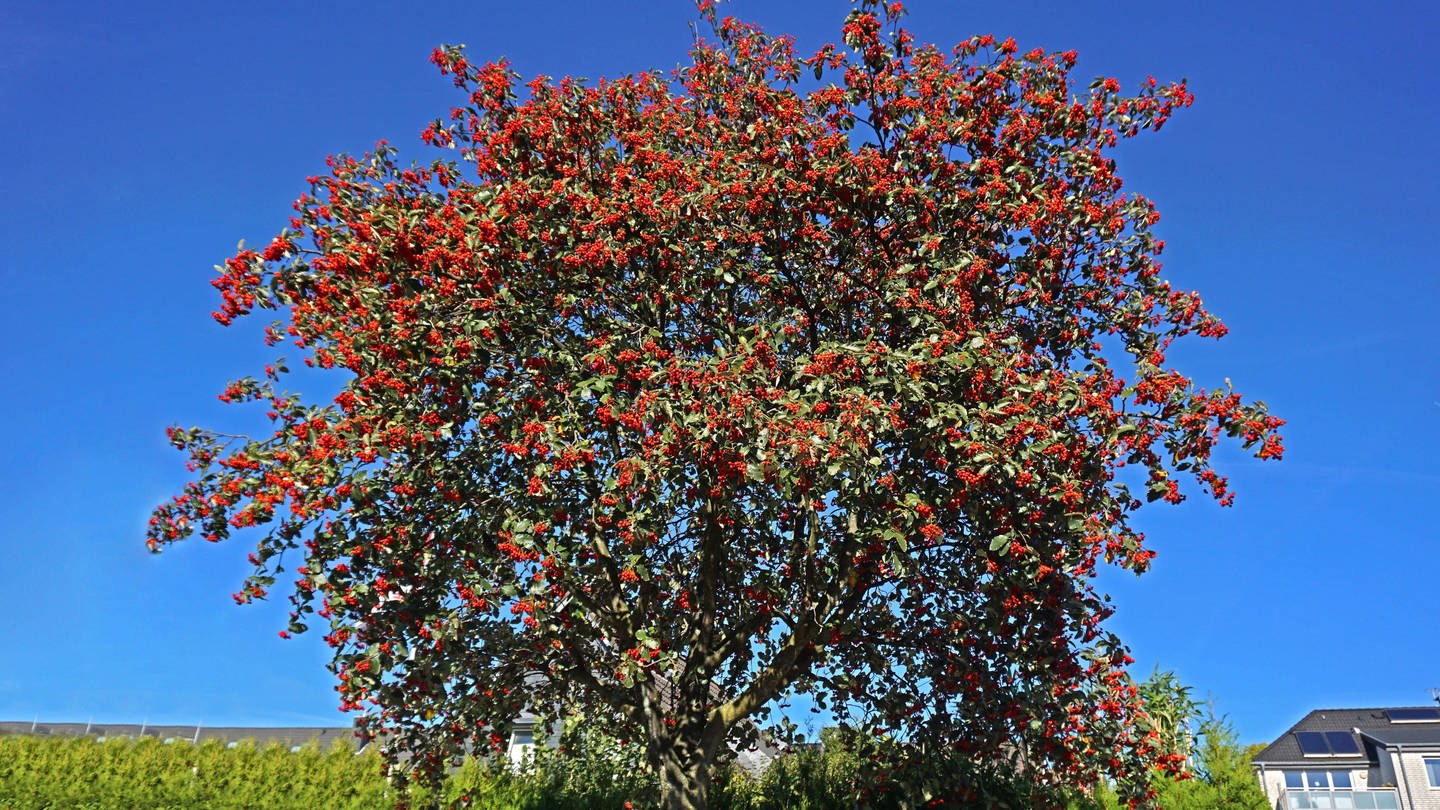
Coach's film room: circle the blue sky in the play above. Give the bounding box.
[2,0,1436,745]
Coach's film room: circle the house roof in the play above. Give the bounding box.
[1358,725,1440,749]
[0,721,357,749]
[1252,707,1440,766]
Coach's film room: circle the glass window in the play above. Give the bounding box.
[1307,771,1330,788]
[1286,771,1305,788]
[1331,771,1352,788]
[1352,790,1398,809]
[1425,758,1440,787]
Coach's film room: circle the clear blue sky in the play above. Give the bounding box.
[2,0,1436,744]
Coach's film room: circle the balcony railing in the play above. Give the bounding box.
[1280,788,1400,809]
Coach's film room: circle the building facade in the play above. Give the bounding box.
[1252,707,1440,809]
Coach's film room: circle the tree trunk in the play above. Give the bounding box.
[657,746,710,810]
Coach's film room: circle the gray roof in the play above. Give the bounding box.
[1358,725,1440,748]
[1252,707,1440,766]
[0,721,357,749]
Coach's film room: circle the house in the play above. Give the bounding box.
[0,719,358,751]
[1251,706,1440,809]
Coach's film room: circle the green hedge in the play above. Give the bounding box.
[0,735,395,810]
[0,731,990,809]
[0,734,654,810]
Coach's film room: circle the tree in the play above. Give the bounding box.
[148,3,1283,808]
[1086,670,1268,810]
[1135,668,1201,764]
[1172,730,1268,810]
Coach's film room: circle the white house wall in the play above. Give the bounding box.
[1257,767,1287,805]
[1393,751,1440,810]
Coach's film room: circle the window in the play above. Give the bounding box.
[1425,758,1440,788]
[1281,773,1398,808]
[1283,771,1356,790]
[507,728,537,767]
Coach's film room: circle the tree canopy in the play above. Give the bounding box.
[149,3,1283,807]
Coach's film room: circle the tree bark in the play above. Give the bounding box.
[656,743,711,810]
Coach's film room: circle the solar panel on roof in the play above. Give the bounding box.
[1295,731,1331,755]
[1324,731,1361,755]
[1387,708,1440,722]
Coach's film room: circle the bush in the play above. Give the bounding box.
[0,728,655,810]
[710,742,862,810]
[0,735,392,809]
[0,726,1067,809]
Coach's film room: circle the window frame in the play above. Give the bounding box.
[1283,770,1358,791]
[1424,757,1440,789]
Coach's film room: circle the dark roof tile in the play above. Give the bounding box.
[1252,707,1440,765]
[1358,725,1440,748]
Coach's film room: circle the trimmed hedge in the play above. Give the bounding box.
[0,735,393,809]
[0,731,949,809]
[0,734,654,809]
